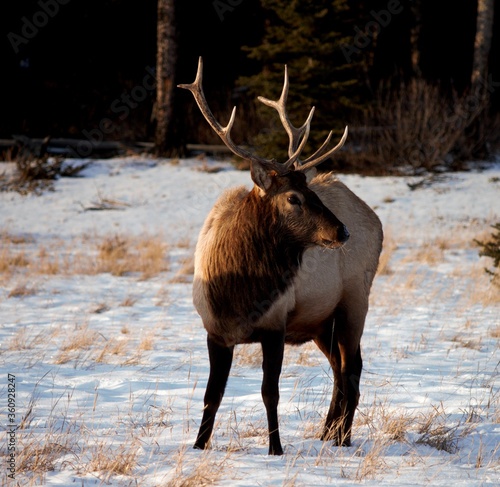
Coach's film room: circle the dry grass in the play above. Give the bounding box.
[234,344,262,369]
[82,439,141,478]
[7,283,38,298]
[490,324,500,338]
[354,439,389,481]
[94,338,129,363]
[60,324,100,352]
[1,231,169,282]
[96,234,168,278]
[7,325,62,354]
[50,322,159,367]
[14,434,77,484]
[466,274,500,306]
[170,254,195,283]
[165,446,230,487]
[376,227,397,276]
[120,295,137,307]
[138,331,156,351]
[413,404,477,454]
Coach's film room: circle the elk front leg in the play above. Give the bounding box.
[260,330,285,455]
[194,334,234,450]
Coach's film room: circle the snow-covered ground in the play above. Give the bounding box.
[0,156,499,486]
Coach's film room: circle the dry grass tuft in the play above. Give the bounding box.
[54,324,102,364]
[94,338,129,363]
[83,440,141,478]
[354,440,388,481]
[355,397,415,444]
[60,325,99,352]
[8,283,37,298]
[413,241,445,265]
[15,437,76,483]
[451,334,483,351]
[490,325,500,339]
[166,447,229,487]
[170,255,195,283]
[376,228,396,276]
[234,344,262,369]
[120,296,137,307]
[138,332,155,351]
[8,326,50,351]
[380,411,414,443]
[96,234,168,278]
[413,405,476,454]
[95,233,169,278]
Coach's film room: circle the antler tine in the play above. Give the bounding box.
[258,66,314,170]
[297,126,348,173]
[178,57,285,172]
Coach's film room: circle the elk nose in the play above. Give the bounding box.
[338,224,350,243]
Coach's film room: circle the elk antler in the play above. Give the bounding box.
[258,66,314,165]
[298,125,348,172]
[258,67,348,172]
[179,58,347,174]
[178,57,305,175]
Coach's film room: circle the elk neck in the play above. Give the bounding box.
[204,187,305,329]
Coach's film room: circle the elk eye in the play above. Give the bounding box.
[287,195,302,206]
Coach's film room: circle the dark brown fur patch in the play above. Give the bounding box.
[205,187,303,338]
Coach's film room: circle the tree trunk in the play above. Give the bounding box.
[155,0,184,157]
[471,0,494,95]
[409,0,422,77]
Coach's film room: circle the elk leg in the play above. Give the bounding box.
[315,308,363,446]
[194,334,234,450]
[260,330,285,455]
[314,321,344,444]
[334,344,362,446]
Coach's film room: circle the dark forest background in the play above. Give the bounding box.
[1,0,499,173]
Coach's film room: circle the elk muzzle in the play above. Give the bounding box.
[317,221,350,249]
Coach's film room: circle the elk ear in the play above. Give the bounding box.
[303,167,317,183]
[250,161,275,192]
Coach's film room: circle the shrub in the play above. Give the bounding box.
[336,79,489,175]
[1,136,89,194]
[475,223,500,285]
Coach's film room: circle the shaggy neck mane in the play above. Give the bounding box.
[205,188,304,328]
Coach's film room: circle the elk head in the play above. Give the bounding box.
[178,57,350,249]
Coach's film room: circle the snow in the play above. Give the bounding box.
[0,156,499,486]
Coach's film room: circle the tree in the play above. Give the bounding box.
[409,0,423,77]
[471,0,494,95]
[238,0,364,160]
[154,0,185,156]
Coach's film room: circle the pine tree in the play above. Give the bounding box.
[238,0,364,160]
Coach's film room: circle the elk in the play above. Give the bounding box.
[179,58,383,455]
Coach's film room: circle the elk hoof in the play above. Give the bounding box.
[269,446,284,456]
[269,448,283,456]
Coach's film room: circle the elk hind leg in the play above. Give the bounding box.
[314,321,344,444]
[316,307,363,446]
